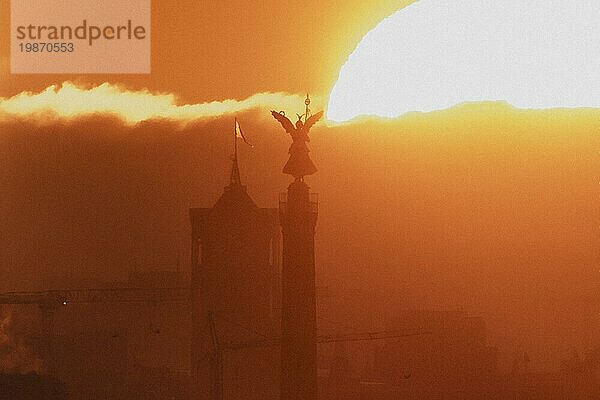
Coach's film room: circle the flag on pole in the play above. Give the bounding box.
[235,118,253,147]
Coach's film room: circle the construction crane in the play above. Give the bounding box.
[204,313,432,400]
[0,287,191,307]
[0,287,191,373]
[0,287,191,337]
[1,288,430,398]
[221,330,431,350]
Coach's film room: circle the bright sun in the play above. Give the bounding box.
[327,0,600,122]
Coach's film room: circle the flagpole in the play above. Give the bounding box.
[234,117,238,161]
[230,118,241,187]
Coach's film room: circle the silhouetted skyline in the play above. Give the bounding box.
[2,0,600,398]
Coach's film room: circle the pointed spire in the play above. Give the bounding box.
[230,152,242,187]
[214,117,257,210]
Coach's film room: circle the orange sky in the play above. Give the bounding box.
[2,103,600,371]
[0,0,415,101]
[1,0,600,372]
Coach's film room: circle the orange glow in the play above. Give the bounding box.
[2,0,600,392]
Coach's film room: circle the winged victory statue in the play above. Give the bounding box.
[271,96,323,181]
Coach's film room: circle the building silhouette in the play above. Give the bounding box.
[189,155,280,400]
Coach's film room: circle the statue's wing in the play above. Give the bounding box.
[271,111,295,134]
[302,111,324,134]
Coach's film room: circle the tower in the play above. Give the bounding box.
[279,180,318,400]
[190,144,280,400]
[274,94,321,400]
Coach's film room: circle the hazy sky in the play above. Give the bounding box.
[1,0,600,372]
[2,103,599,370]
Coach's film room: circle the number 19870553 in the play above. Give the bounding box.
[19,42,74,53]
